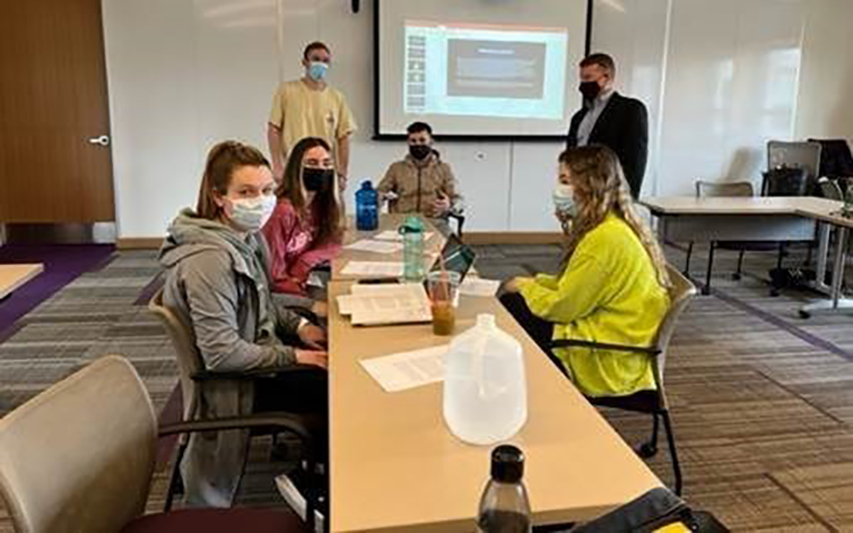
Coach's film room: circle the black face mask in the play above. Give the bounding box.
[579,80,602,101]
[302,167,334,192]
[409,144,432,161]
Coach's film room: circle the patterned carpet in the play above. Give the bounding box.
[1,243,853,531]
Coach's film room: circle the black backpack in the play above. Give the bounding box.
[571,488,729,533]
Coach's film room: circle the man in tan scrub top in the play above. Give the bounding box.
[267,41,357,191]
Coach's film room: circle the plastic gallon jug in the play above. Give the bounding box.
[443,314,527,445]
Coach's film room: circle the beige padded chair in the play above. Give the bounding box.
[0,356,156,533]
[0,356,311,533]
[148,288,203,425]
[551,265,698,496]
[148,287,324,516]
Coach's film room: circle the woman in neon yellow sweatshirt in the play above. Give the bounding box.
[501,146,671,398]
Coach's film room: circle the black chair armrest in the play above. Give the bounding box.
[157,412,323,514]
[191,364,319,382]
[158,412,318,444]
[550,339,660,356]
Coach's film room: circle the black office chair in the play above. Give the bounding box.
[549,266,697,496]
[810,138,853,179]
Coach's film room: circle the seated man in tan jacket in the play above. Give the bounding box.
[377,122,464,235]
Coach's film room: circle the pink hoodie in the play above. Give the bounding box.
[262,198,341,295]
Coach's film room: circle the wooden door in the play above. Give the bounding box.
[0,0,115,223]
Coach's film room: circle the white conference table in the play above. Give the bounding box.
[327,217,661,532]
[331,214,444,282]
[642,196,852,316]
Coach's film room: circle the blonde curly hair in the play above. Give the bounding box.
[558,145,671,289]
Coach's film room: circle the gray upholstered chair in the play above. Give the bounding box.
[0,355,312,533]
[550,265,698,496]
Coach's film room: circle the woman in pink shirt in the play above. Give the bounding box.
[263,137,342,308]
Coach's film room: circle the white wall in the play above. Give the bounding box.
[794,0,853,144]
[103,0,280,239]
[103,0,853,239]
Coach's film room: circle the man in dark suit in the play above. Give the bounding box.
[567,53,649,199]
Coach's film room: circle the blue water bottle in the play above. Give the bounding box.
[355,180,379,231]
[400,216,426,282]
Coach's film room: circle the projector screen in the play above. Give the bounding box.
[375,0,591,138]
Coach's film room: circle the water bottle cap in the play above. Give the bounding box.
[361,180,373,189]
[477,314,496,329]
[490,445,524,483]
[398,215,425,234]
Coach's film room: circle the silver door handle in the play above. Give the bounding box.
[88,135,110,147]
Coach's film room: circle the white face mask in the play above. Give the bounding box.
[552,183,577,217]
[227,194,276,232]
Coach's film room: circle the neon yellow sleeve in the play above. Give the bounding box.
[533,273,559,289]
[519,252,609,323]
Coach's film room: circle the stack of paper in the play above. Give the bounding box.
[345,240,404,254]
[459,277,501,297]
[373,230,435,242]
[340,261,404,277]
[360,345,449,392]
[337,283,432,326]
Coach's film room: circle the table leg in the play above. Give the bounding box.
[815,223,830,289]
[800,225,853,317]
[831,226,848,309]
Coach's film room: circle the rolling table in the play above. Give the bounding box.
[642,196,852,317]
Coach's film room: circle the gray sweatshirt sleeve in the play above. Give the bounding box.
[273,299,305,335]
[180,252,296,371]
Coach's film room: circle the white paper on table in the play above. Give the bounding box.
[340,261,404,277]
[344,239,404,254]
[373,230,434,242]
[459,277,501,297]
[337,294,356,315]
[338,283,432,325]
[360,345,449,392]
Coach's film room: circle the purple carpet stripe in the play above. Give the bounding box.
[0,244,115,337]
[155,384,184,470]
[135,272,164,306]
[711,286,853,361]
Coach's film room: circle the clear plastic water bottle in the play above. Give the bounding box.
[355,180,378,231]
[477,445,532,533]
[843,182,853,217]
[399,216,426,282]
[443,314,527,445]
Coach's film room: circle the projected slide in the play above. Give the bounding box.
[404,21,569,121]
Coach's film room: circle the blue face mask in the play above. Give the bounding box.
[552,184,577,218]
[307,61,328,82]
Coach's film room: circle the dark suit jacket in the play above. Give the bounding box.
[567,92,649,199]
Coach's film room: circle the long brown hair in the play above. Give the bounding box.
[559,146,671,289]
[275,137,342,245]
[196,141,270,220]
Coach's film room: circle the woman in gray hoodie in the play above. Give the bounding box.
[159,140,327,507]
